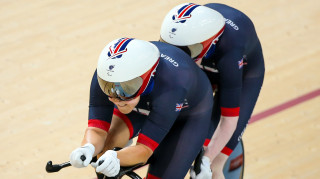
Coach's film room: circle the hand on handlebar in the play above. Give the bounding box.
[69,143,95,168]
[190,156,212,179]
[91,150,120,177]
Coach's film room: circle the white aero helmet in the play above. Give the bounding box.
[97,38,160,100]
[160,3,225,61]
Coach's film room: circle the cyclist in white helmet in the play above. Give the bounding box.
[69,38,215,178]
[160,3,265,179]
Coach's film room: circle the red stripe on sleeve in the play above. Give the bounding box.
[113,108,134,138]
[221,146,233,156]
[88,119,110,132]
[137,133,159,151]
[221,107,240,117]
[146,173,161,179]
[203,139,210,147]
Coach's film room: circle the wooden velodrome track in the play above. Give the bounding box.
[0,0,319,178]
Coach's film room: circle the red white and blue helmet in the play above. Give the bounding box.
[97,38,160,100]
[160,3,225,62]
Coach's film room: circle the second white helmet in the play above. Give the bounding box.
[160,3,225,61]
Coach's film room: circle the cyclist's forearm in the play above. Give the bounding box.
[81,127,108,156]
[116,143,153,166]
[204,116,238,161]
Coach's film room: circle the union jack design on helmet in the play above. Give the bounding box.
[107,38,134,59]
[172,3,200,23]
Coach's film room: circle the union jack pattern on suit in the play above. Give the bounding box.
[175,103,183,111]
[238,58,244,69]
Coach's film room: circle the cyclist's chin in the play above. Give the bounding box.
[115,96,140,114]
[117,105,135,114]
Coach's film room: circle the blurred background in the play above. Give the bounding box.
[0,0,319,178]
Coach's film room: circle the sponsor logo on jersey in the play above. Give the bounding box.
[224,18,239,30]
[238,58,244,69]
[160,53,179,67]
[237,123,247,141]
[175,103,184,111]
[172,3,199,23]
[108,38,133,59]
[238,55,248,69]
[175,99,189,112]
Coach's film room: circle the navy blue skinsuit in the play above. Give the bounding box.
[202,3,265,155]
[88,41,213,178]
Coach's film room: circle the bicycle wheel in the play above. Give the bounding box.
[223,138,245,179]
